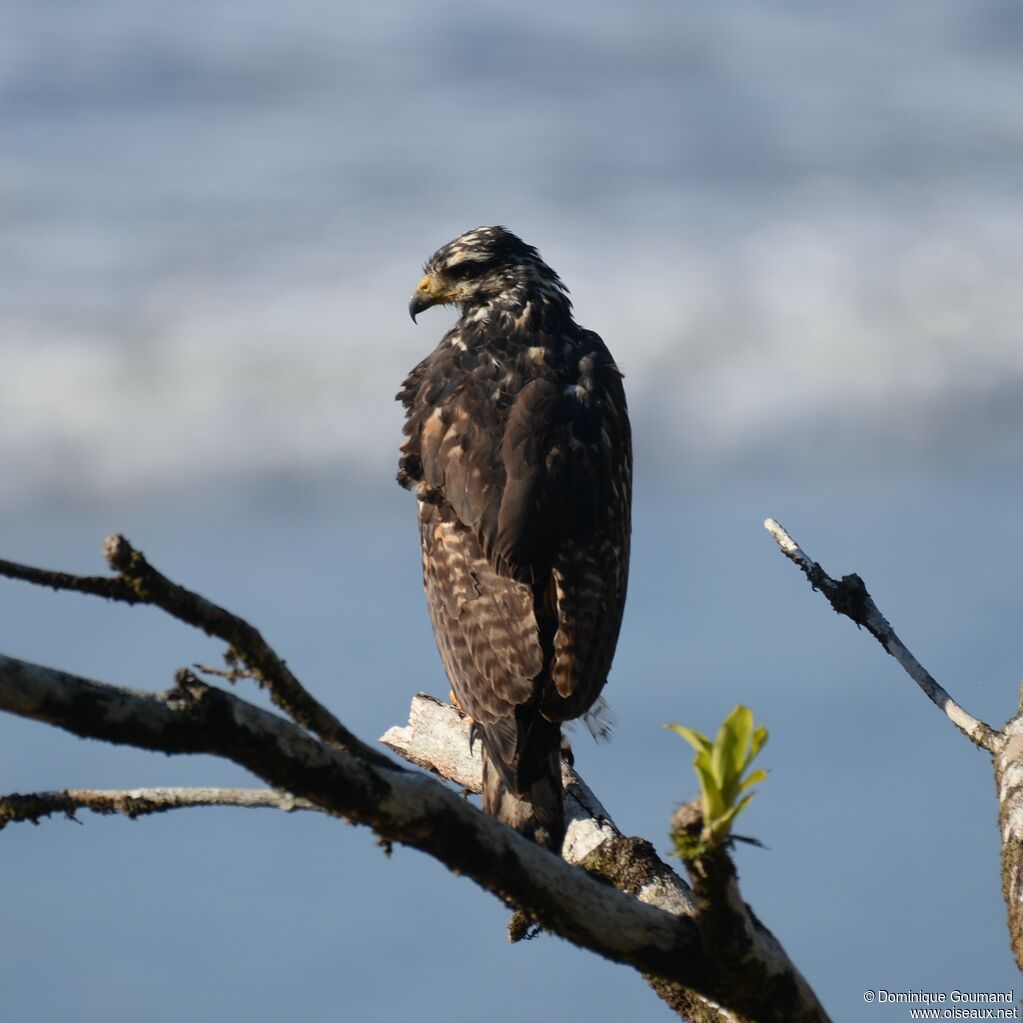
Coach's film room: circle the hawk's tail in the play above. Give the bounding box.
[480,713,564,852]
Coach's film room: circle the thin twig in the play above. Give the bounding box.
[764,517,1002,753]
[193,661,260,683]
[0,556,137,602]
[0,536,393,766]
[0,786,319,830]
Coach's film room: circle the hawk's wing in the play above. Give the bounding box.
[399,333,631,728]
[418,499,538,725]
[405,364,565,581]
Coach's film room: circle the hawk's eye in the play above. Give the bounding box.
[446,261,482,281]
[447,256,500,282]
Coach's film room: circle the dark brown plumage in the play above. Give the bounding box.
[397,226,631,850]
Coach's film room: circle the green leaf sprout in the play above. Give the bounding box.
[667,705,768,856]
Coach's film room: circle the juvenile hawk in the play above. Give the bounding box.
[397,226,631,850]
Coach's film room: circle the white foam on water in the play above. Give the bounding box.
[3,0,1022,508]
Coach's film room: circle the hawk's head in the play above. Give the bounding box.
[409,226,570,323]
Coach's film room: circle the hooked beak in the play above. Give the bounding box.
[409,292,431,322]
[409,273,445,322]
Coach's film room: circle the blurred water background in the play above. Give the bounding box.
[2,2,1022,1019]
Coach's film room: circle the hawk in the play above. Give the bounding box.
[397,226,631,850]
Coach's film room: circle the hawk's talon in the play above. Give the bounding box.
[450,690,480,752]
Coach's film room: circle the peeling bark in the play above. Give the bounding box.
[384,693,829,1023]
[996,717,1023,971]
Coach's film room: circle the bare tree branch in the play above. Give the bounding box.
[763,516,1023,971]
[0,537,391,766]
[0,535,840,1021]
[763,517,1002,753]
[0,655,706,981]
[0,786,318,829]
[0,649,833,1023]
[383,692,830,1023]
[382,693,695,912]
[0,554,136,601]
[669,800,793,1010]
[996,715,1023,972]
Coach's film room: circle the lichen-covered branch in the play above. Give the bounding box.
[763,517,1023,971]
[0,654,718,995]
[0,527,845,1022]
[996,716,1023,972]
[0,648,836,1022]
[670,800,813,1017]
[382,693,670,884]
[763,517,1001,753]
[383,692,831,1023]
[0,786,318,829]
